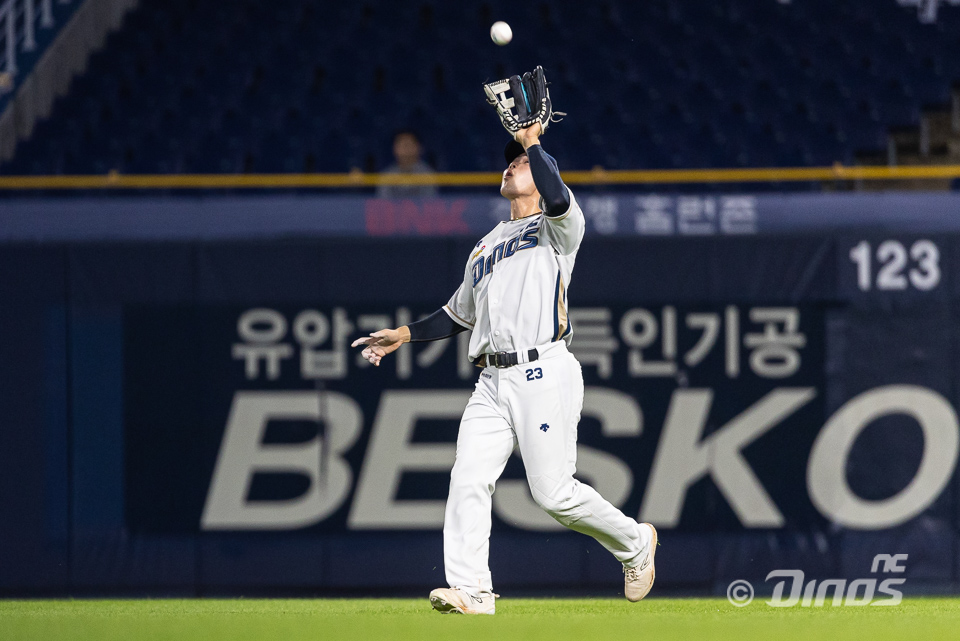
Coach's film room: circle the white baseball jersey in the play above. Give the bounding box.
[442,189,585,361]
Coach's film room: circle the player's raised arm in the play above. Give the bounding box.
[484,65,583,255]
[516,124,585,255]
[516,125,569,215]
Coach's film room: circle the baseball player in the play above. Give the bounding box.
[352,67,657,614]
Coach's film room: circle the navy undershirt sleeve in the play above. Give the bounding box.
[526,144,570,217]
[407,308,468,342]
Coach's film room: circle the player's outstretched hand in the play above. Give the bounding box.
[351,328,409,366]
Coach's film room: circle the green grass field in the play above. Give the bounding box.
[2,597,958,641]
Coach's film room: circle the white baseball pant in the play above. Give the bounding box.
[443,342,650,593]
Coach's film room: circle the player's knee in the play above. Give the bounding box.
[530,480,580,521]
[531,491,565,514]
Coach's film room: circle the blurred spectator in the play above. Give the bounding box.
[376,130,438,199]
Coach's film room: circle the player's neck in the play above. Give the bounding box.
[509,193,541,221]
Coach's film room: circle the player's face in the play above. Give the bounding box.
[500,153,536,199]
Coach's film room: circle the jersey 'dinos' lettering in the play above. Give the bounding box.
[472,223,540,286]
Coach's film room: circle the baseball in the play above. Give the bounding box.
[490,21,512,46]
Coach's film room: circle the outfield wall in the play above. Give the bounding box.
[1,193,959,595]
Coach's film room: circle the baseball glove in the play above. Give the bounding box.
[484,65,565,135]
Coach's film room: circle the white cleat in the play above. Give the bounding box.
[624,523,658,602]
[429,587,497,615]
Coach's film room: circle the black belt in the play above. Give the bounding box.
[474,348,540,369]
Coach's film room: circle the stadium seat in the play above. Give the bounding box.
[3,0,959,177]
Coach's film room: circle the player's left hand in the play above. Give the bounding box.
[351,328,408,366]
[515,122,542,149]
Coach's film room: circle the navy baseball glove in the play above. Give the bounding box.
[484,66,565,135]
